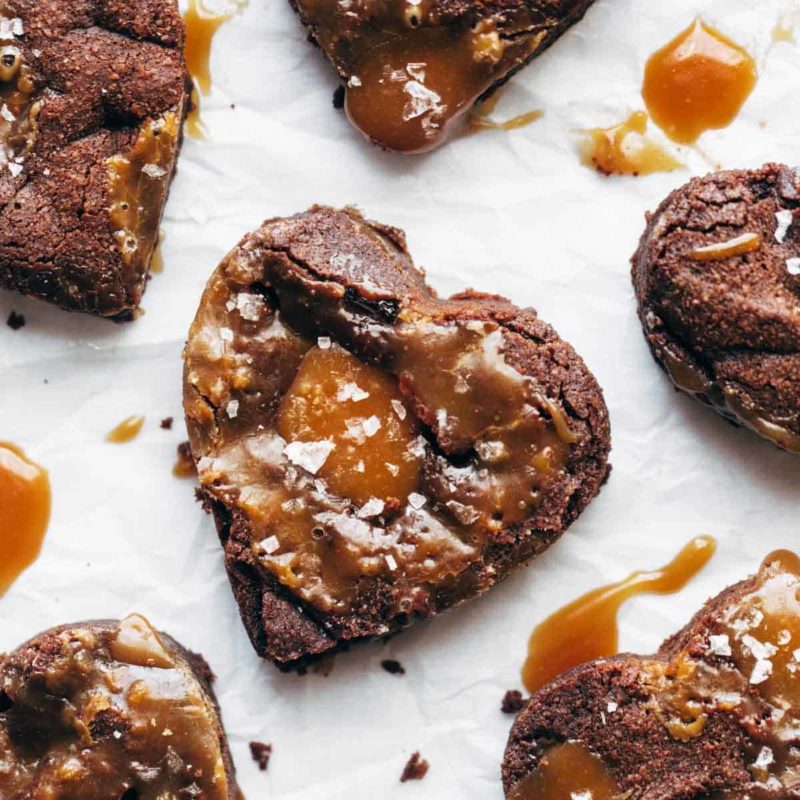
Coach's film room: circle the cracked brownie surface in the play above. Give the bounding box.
[632,164,800,453]
[503,550,800,799]
[290,0,596,153]
[183,205,611,668]
[0,0,189,319]
[0,616,239,799]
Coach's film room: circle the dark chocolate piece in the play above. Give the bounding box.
[501,689,526,714]
[503,550,800,799]
[381,659,406,675]
[0,616,239,799]
[289,0,596,153]
[249,741,273,772]
[0,0,190,320]
[161,416,174,429]
[183,206,611,669]
[632,164,800,453]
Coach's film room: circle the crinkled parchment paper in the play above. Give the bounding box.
[2,0,800,796]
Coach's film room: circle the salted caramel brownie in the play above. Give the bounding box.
[289,0,597,153]
[183,205,611,668]
[0,0,189,320]
[503,550,800,799]
[632,164,800,453]
[0,615,239,799]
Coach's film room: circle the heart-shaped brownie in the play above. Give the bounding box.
[503,550,800,799]
[0,616,239,799]
[0,0,189,320]
[632,164,800,453]
[289,0,597,153]
[183,206,611,668]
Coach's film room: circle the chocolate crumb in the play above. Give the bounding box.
[501,690,526,714]
[249,741,272,772]
[332,85,345,110]
[400,752,429,783]
[381,659,405,675]
[6,311,25,330]
[160,417,174,430]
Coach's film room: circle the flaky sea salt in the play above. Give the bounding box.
[226,399,239,419]
[776,209,794,243]
[236,293,264,322]
[755,747,774,768]
[391,399,407,420]
[336,382,369,403]
[283,440,335,474]
[408,492,427,510]
[142,163,167,178]
[778,629,792,646]
[708,634,732,657]
[357,498,385,519]
[607,701,618,713]
[0,104,14,122]
[259,535,280,555]
[362,416,381,437]
[219,327,234,342]
[787,257,800,276]
[750,659,773,685]
[385,554,398,571]
[355,460,365,473]
[8,162,22,177]
[385,462,399,476]
[571,792,592,800]
[742,634,777,661]
[317,336,332,349]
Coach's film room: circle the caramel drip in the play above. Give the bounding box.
[183,0,247,140]
[0,442,51,595]
[470,93,543,132]
[173,442,197,478]
[578,111,682,176]
[522,536,717,694]
[150,229,165,274]
[106,415,146,444]
[642,18,757,144]
[508,742,622,800]
[690,233,762,262]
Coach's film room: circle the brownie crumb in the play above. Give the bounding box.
[400,752,429,783]
[332,85,345,110]
[249,741,272,772]
[381,659,405,675]
[6,311,25,330]
[501,690,526,714]
[160,417,174,430]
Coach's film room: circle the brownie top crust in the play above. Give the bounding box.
[0,0,188,318]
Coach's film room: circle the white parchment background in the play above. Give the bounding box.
[2,0,800,797]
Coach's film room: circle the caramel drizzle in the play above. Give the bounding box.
[690,232,762,262]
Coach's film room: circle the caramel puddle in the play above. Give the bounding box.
[469,93,543,132]
[0,442,51,595]
[183,0,247,139]
[578,111,682,176]
[642,18,757,144]
[521,536,717,694]
[106,415,146,444]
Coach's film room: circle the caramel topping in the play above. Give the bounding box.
[107,112,178,281]
[185,259,578,615]
[0,442,50,595]
[722,390,800,454]
[106,415,146,444]
[691,232,762,262]
[183,0,247,139]
[508,742,623,800]
[522,536,716,694]
[469,94,543,133]
[295,0,549,153]
[0,616,230,799]
[642,18,757,144]
[578,111,682,176]
[277,344,421,506]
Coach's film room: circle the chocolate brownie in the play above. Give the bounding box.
[503,550,800,799]
[0,0,189,320]
[0,615,239,799]
[289,0,596,153]
[632,164,800,453]
[183,205,611,668]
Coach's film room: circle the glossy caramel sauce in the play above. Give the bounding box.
[0,615,230,799]
[508,742,621,800]
[469,93,543,133]
[522,536,716,694]
[185,247,579,616]
[295,0,552,153]
[578,111,683,176]
[691,232,762,262]
[106,415,146,444]
[642,18,757,144]
[0,442,51,595]
[183,0,247,139]
[107,112,178,279]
